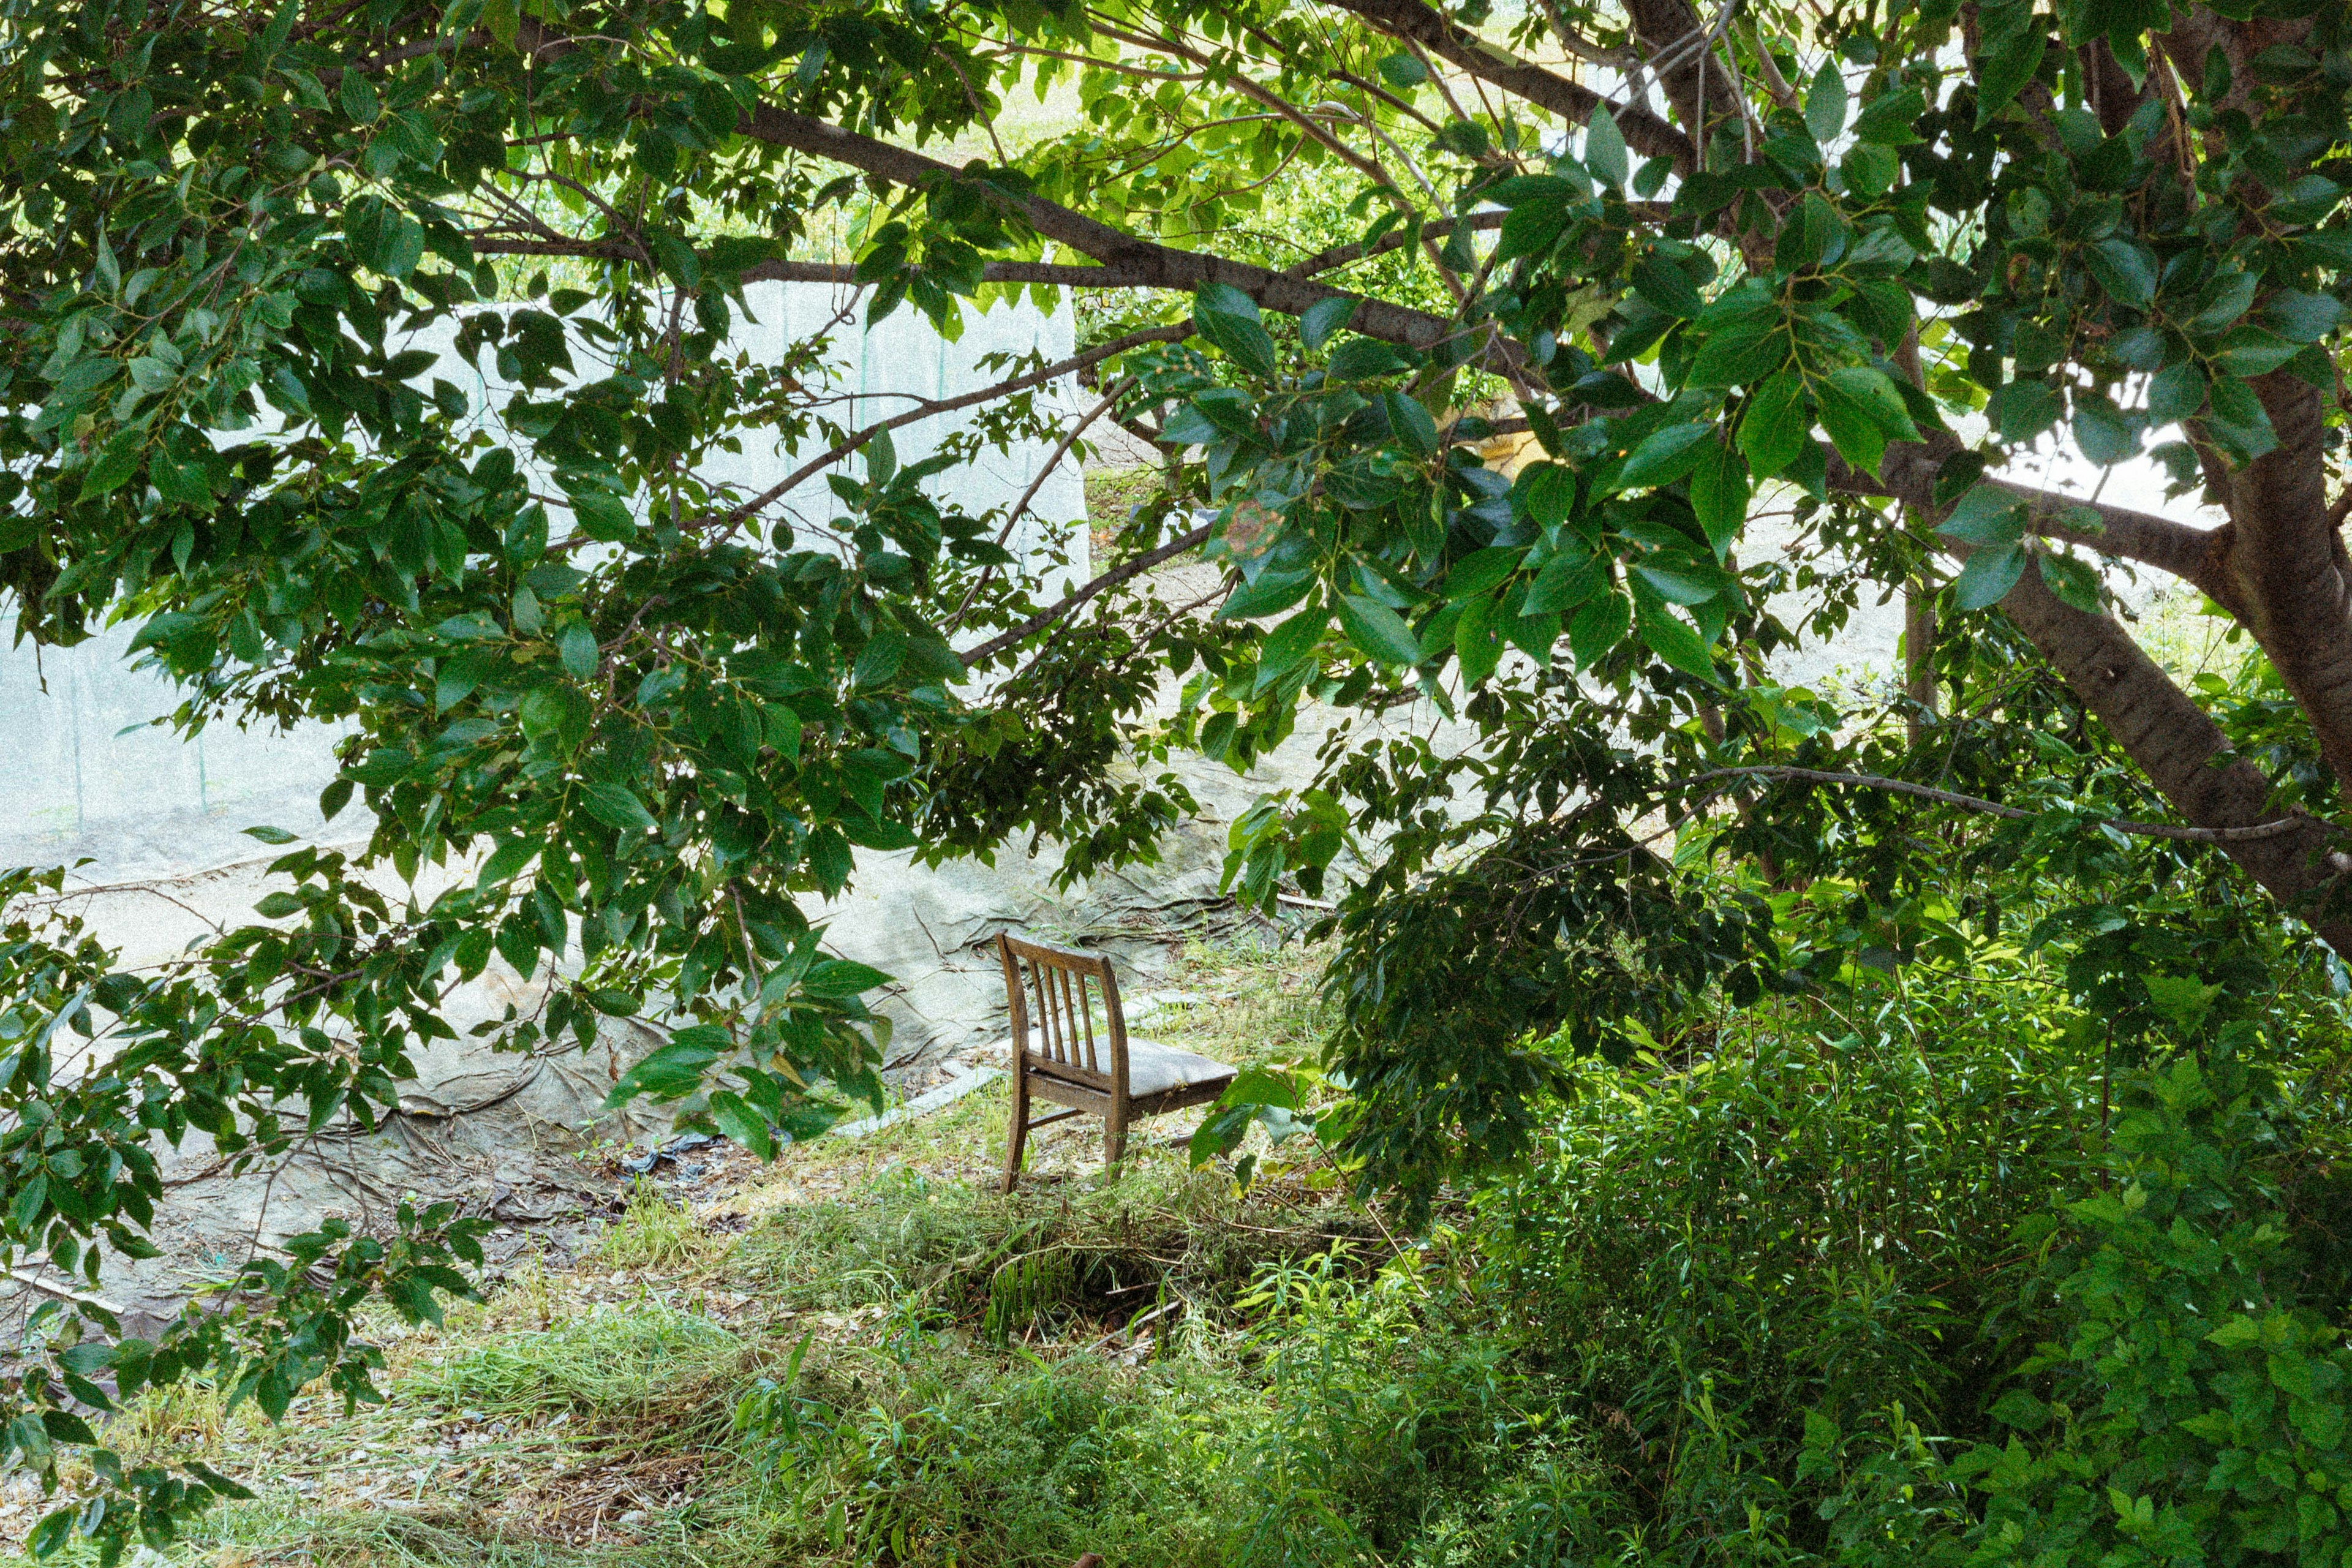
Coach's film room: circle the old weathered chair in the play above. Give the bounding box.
[997,933,1237,1192]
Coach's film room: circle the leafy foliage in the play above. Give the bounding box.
[8,0,2352,1547]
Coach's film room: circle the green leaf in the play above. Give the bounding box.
[1687,309,1787,388]
[1688,438,1750,560]
[1193,284,1279,379]
[339,72,380,124]
[1938,483,2027,547]
[1774,192,1844,274]
[1301,295,1355,351]
[2189,270,2259,333]
[2082,238,2157,310]
[2215,326,2302,379]
[1975,14,2049,126]
[1328,337,1412,379]
[1523,549,1607,614]
[1635,600,1720,682]
[1218,569,1316,621]
[1631,252,1703,319]
[1338,593,1425,665]
[1455,594,1502,685]
[1825,366,1920,439]
[1850,86,1926,145]
[2147,363,2206,423]
[558,620,599,678]
[853,631,906,688]
[1815,377,1888,473]
[585,988,642,1017]
[2073,393,2139,465]
[243,824,298,845]
[1634,560,1719,606]
[1583,111,1629,189]
[604,1039,722,1107]
[1253,604,1329,693]
[83,429,144,497]
[1383,391,1439,455]
[1842,142,1899,198]
[2037,551,2105,612]
[2205,376,2279,459]
[1619,422,1714,489]
[1992,379,2061,442]
[1739,372,1810,478]
[2265,289,2346,342]
[1443,547,1520,601]
[1376,53,1428,88]
[707,1091,775,1161]
[1806,61,1849,143]
[570,492,636,542]
[580,783,657,834]
[1569,589,1630,668]
[802,958,889,997]
[1952,543,2027,609]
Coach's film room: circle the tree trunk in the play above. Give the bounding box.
[1904,582,1937,749]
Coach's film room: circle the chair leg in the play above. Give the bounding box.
[1002,1071,1031,1194]
[1102,1103,1127,1170]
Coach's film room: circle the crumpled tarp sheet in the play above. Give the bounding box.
[9,789,1266,1334]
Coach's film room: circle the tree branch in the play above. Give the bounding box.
[703,325,1189,537]
[1682,765,2310,844]
[961,524,1217,665]
[735,104,1489,361]
[1316,0,1695,169]
[1838,442,2231,597]
[1826,439,2352,953]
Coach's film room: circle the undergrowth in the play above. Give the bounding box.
[82,930,2352,1568]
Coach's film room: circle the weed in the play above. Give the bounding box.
[404,1302,745,1442]
[595,1182,722,1273]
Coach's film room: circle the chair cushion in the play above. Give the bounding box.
[1123,1038,1239,1098]
[1017,1031,1237,1096]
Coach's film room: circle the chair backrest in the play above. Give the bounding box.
[997,933,1128,1095]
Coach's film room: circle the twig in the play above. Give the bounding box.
[960,523,1216,665]
[700,326,1188,542]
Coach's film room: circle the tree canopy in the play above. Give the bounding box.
[6,0,2352,1551]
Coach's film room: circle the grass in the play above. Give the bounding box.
[84,931,1364,1568]
[597,1182,728,1274]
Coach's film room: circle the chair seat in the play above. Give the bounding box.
[1019,1033,1237,1098]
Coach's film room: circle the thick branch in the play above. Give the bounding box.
[1317,0,1695,169]
[1834,440,2352,952]
[2222,371,2352,790]
[1996,557,2352,951]
[1847,441,2230,597]
[736,104,1483,359]
[1991,481,2228,592]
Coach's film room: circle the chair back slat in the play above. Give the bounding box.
[997,933,1127,1090]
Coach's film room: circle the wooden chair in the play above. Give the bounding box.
[997,933,1237,1192]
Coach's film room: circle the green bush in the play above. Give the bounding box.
[1950,1038,2352,1567]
